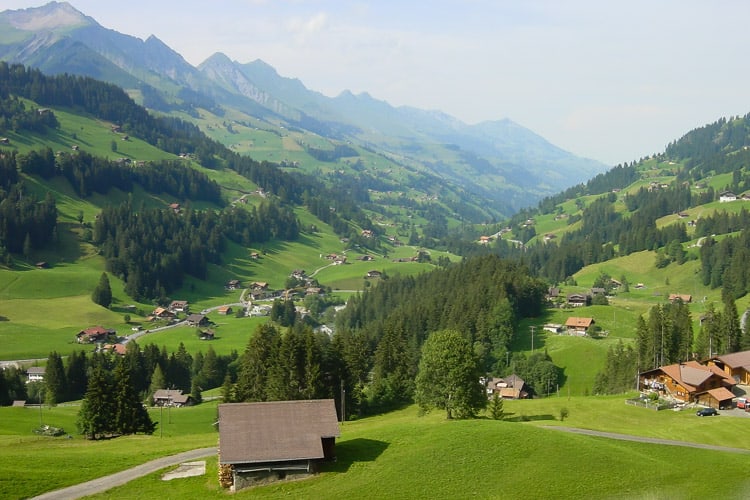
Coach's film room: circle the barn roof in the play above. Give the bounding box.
[218,399,340,465]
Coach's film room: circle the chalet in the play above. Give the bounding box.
[719,191,737,203]
[199,330,215,340]
[226,279,242,290]
[152,389,192,407]
[639,361,736,409]
[169,203,181,213]
[590,287,606,296]
[479,236,491,245]
[564,317,595,335]
[333,255,347,265]
[218,400,340,492]
[26,366,45,384]
[705,350,750,385]
[217,306,233,315]
[186,314,209,327]
[76,326,116,344]
[35,261,49,269]
[547,287,560,301]
[365,270,382,279]
[169,300,189,314]
[249,304,272,317]
[250,252,260,260]
[357,255,375,261]
[361,229,374,238]
[543,233,557,242]
[668,294,692,304]
[306,287,323,296]
[250,282,269,291]
[485,375,529,399]
[151,307,175,320]
[0,137,9,144]
[566,293,589,307]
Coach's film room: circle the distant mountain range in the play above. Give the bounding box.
[0,1,608,218]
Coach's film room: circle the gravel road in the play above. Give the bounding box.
[31,447,217,500]
[544,426,750,454]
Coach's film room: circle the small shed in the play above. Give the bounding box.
[218,399,340,491]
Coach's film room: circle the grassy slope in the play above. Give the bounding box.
[5,398,750,499]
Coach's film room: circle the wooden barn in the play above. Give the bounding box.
[218,399,340,492]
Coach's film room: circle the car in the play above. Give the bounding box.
[696,407,719,417]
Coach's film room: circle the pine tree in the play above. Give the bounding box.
[488,393,504,420]
[112,360,154,435]
[235,324,280,402]
[77,364,113,440]
[44,351,66,406]
[65,350,88,401]
[149,364,166,403]
[91,272,112,308]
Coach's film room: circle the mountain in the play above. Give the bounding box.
[0,2,608,218]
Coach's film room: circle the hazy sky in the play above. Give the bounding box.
[4,1,750,165]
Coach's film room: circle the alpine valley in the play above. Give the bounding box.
[2,3,750,500]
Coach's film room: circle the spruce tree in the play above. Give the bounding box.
[44,352,66,406]
[113,360,154,435]
[91,272,112,308]
[77,364,113,440]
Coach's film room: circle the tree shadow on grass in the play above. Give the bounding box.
[503,412,558,422]
[324,438,389,473]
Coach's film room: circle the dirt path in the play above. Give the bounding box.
[31,447,217,500]
[544,426,750,454]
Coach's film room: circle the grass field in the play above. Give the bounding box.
[5,397,750,499]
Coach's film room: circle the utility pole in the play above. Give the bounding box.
[530,326,536,352]
[340,379,345,423]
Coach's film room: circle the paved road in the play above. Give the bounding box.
[31,447,217,500]
[544,426,750,454]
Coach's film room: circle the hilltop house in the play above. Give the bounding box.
[639,361,736,409]
[218,400,340,492]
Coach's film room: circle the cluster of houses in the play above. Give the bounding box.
[640,350,750,409]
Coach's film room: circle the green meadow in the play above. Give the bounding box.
[4,397,750,499]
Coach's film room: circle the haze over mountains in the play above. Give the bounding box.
[0,1,607,217]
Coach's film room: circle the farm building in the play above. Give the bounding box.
[639,361,736,409]
[218,399,340,492]
[564,317,595,335]
[705,350,750,385]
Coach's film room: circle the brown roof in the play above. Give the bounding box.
[705,387,735,402]
[565,317,594,328]
[716,350,750,370]
[218,400,340,465]
[655,361,735,393]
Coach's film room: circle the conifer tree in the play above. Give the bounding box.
[77,364,113,440]
[44,351,66,406]
[112,360,154,435]
[65,350,88,401]
[91,272,112,308]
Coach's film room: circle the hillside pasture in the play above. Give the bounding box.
[13,398,748,500]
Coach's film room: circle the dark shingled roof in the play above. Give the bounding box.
[218,400,340,465]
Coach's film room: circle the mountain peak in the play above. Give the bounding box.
[3,1,96,31]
